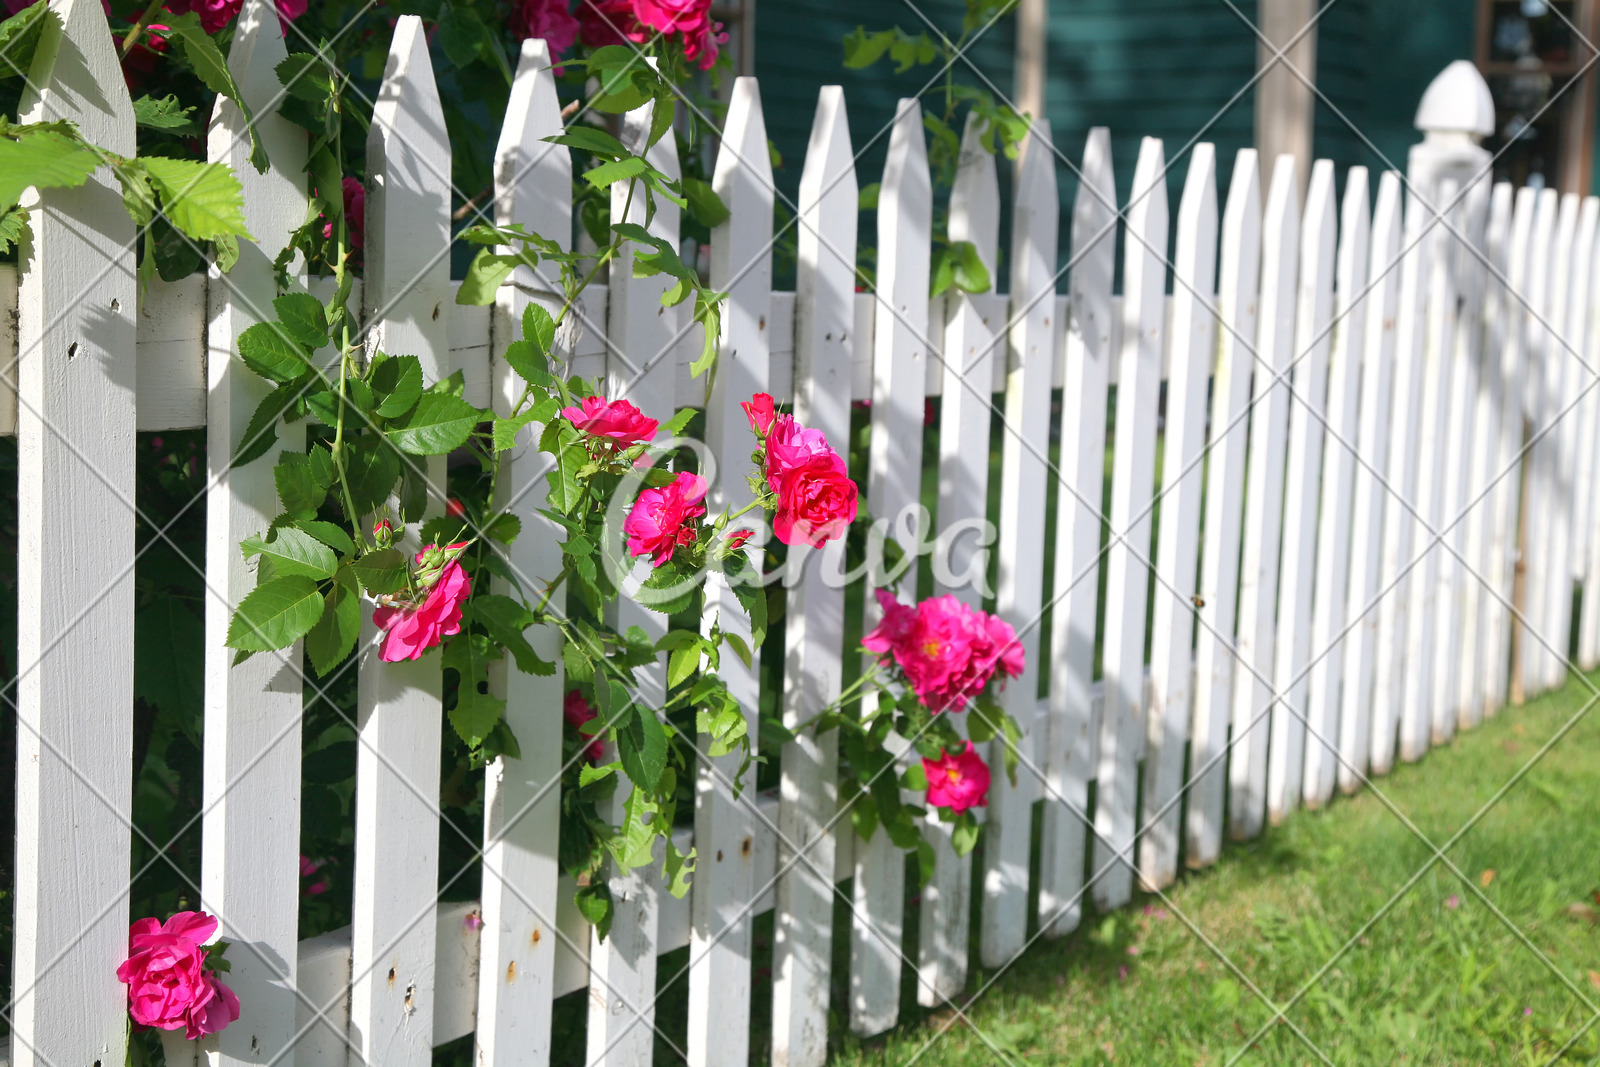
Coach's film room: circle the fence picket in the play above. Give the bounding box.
[1094,136,1167,908]
[347,17,451,1063]
[588,89,683,1067]
[772,85,856,1066]
[1542,195,1596,689]
[850,96,927,1032]
[1229,154,1298,840]
[918,112,998,1003]
[1304,166,1370,807]
[1039,127,1115,931]
[1519,190,1562,698]
[1580,197,1600,670]
[1370,184,1434,776]
[198,1,310,1061]
[1430,178,1491,744]
[1460,184,1515,728]
[691,75,772,1066]
[1338,170,1402,794]
[1571,196,1600,672]
[9,0,136,1062]
[1187,149,1261,866]
[1266,158,1335,824]
[982,117,1059,938]
[1139,143,1217,889]
[476,38,570,1067]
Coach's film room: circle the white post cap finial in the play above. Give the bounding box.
[1415,59,1495,137]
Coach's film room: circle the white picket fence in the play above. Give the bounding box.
[3,1,1597,1064]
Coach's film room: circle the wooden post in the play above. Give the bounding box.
[1255,0,1317,199]
[11,0,137,1061]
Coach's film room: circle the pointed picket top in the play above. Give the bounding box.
[20,0,133,147]
[495,38,571,258]
[367,14,451,354]
[608,87,682,403]
[877,98,933,305]
[794,83,857,429]
[709,76,776,311]
[948,113,1001,274]
[1010,118,1058,297]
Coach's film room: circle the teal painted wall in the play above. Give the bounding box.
[752,0,1480,271]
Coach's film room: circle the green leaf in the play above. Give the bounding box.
[436,4,488,67]
[348,547,408,595]
[450,685,506,749]
[274,52,335,103]
[951,814,980,857]
[296,519,355,557]
[583,156,648,190]
[948,239,992,294]
[233,382,301,466]
[470,594,554,676]
[0,203,30,257]
[523,301,557,356]
[456,250,521,305]
[132,94,201,134]
[682,176,730,228]
[487,514,522,543]
[501,340,549,390]
[0,1,55,82]
[387,392,482,455]
[723,631,752,670]
[842,26,895,69]
[370,353,424,418]
[274,453,329,519]
[615,702,668,792]
[272,292,329,350]
[237,322,312,383]
[574,882,613,941]
[343,437,402,517]
[493,410,539,451]
[160,13,264,168]
[114,162,156,230]
[242,527,338,580]
[544,426,588,513]
[305,583,361,676]
[543,127,629,158]
[0,130,100,210]
[225,576,325,651]
[668,643,699,689]
[662,840,695,898]
[141,157,252,243]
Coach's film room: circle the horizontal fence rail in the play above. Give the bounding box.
[3,3,1595,1065]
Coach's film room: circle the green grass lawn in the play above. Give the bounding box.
[824,672,1600,1067]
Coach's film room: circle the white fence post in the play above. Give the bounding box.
[691,75,772,1067]
[1187,149,1262,865]
[1039,127,1115,931]
[201,0,309,1061]
[10,0,136,1062]
[1094,135,1166,910]
[476,37,570,1067]
[772,84,856,1067]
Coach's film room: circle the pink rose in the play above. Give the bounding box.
[320,176,365,250]
[579,0,649,49]
[862,590,1025,712]
[763,414,832,477]
[160,0,302,33]
[563,689,605,762]
[625,472,707,566]
[562,395,660,449]
[923,741,990,814]
[118,911,240,1039]
[372,559,471,662]
[769,451,857,547]
[741,392,776,435]
[632,0,724,68]
[513,0,580,55]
